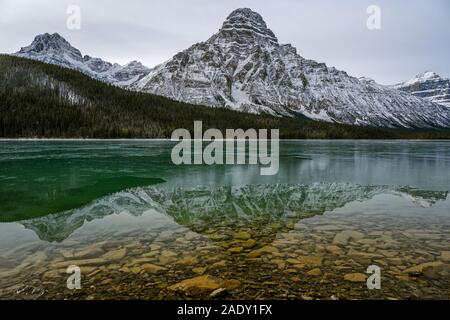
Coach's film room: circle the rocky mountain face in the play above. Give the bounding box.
[392,71,450,108]
[11,10,450,129]
[14,33,150,87]
[131,8,450,129]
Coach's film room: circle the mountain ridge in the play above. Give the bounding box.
[6,54,432,140]
[14,32,151,87]
[8,8,450,129]
[131,8,450,129]
[392,71,450,108]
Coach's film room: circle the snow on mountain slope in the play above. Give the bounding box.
[131,8,450,129]
[11,12,450,129]
[392,71,450,108]
[0,55,87,105]
[14,33,150,88]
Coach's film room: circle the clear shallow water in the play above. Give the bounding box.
[0,140,450,300]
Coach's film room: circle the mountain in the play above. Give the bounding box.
[14,33,150,87]
[7,9,450,130]
[131,8,450,129]
[4,54,423,140]
[392,71,450,108]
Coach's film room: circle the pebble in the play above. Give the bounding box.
[141,264,167,273]
[306,268,322,277]
[227,247,244,254]
[441,251,450,262]
[344,273,367,282]
[333,230,364,245]
[403,261,443,274]
[242,239,257,249]
[101,248,127,261]
[167,275,237,297]
[209,288,227,298]
[234,231,251,240]
[192,267,207,275]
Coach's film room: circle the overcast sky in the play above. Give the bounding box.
[0,0,449,84]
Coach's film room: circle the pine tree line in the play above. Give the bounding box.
[1,54,450,139]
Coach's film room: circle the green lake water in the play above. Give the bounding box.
[0,140,449,300]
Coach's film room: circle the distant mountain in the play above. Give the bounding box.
[9,9,450,129]
[14,33,150,87]
[4,55,416,140]
[392,71,450,108]
[131,8,450,129]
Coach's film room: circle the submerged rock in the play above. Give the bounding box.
[228,247,244,254]
[211,260,227,269]
[175,256,198,265]
[441,251,450,262]
[167,275,240,297]
[234,231,251,240]
[315,225,343,231]
[248,246,279,258]
[101,248,127,261]
[242,239,257,249]
[149,244,162,251]
[209,288,227,298]
[344,273,367,282]
[403,261,443,274]
[306,268,322,277]
[52,258,105,268]
[192,267,207,275]
[73,244,104,259]
[271,259,286,269]
[333,230,364,245]
[292,256,323,267]
[142,263,167,274]
[325,245,344,255]
[347,249,383,264]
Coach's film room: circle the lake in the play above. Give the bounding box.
[0,140,449,300]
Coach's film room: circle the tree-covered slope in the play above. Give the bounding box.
[1,55,450,139]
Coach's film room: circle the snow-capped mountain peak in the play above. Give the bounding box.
[17,32,85,70]
[126,60,144,67]
[14,33,150,88]
[18,32,82,58]
[392,71,450,108]
[404,71,441,86]
[11,11,450,129]
[132,8,450,128]
[358,77,376,84]
[218,8,278,44]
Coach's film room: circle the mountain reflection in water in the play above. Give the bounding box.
[19,183,449,243]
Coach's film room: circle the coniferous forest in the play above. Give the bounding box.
[1,54,450,139]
